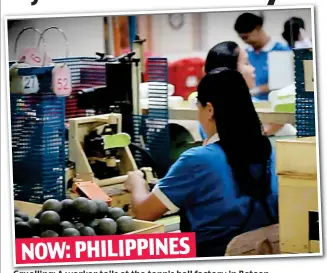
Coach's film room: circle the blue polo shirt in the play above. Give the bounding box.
[247,40,291,101]
[152,139,278,246]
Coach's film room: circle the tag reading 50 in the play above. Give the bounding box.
[19,48,44,67]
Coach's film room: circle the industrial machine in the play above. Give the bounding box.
[76,36,145,135]
[67,113,157,213]
[65,36,168,215]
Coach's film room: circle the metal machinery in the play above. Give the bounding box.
[68,113,155,213]
[66,36,172,216]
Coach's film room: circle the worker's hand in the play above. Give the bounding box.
[124,171,145,192]
[249,87,261,97]
[149,178,159,184]
[134,170,145,178]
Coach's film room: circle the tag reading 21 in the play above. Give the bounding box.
[23,76,39,94]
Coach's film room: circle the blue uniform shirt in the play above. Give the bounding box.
[152,134,278,246]
[247,40,291,101]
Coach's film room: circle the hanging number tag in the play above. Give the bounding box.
[52,65,72,96]
[18,48,44,67]
[23,75,39,94]
[9,65,39,94]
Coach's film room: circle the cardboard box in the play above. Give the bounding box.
[14,200,164,235]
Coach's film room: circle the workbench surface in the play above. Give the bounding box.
[142,104,295,125]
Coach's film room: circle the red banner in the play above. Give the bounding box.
[15,233,196,265]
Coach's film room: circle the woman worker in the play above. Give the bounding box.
[199,41,296,140]
[205,41,256,88]
[282,17,312,49]
[199,41,258,140]
[124,68,278,257]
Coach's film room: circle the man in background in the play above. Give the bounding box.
[234,12,291,101]
[234,12,296,136]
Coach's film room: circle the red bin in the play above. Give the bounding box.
[144,57,205,100]
[169,57,205,100]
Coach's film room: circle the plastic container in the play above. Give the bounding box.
[145,57,205,100]
[168,57,205,100]
[268,84,296,113]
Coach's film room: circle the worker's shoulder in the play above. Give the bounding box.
[272,41,291,51]
[180,143,226,164]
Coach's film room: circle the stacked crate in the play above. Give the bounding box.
[294,49,316,137]
[145,57,171,175]
[10,66,66,203]
[276,137,320,254]
[10,58,107,162]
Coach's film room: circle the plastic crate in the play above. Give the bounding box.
[145,57,205,100]
[131,59,171,176]
[53,57,106,120]
[10,58,107,161]
[146,58,171,175]
[294,49,316,137]
[10,66,66,203]
[52,58,107,161]
[131,114,148,168]
[10,58,106,120]
[168,57,205,99]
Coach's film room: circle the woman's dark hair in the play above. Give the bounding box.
[205,41,239,73]
[282,17,305,48]
[205,41,266,135]
[197,68,272,200]
[234,13,264,34]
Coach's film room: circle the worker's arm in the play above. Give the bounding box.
[258,84,270,93]
[125,151,197,221]
[124,171,168,221]
[250,84,270,96]
[263,123,284,136]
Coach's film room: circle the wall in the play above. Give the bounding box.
[150,13,194,56]
[202,8,313,50]
[150,8,312,59]
[8,16,104,61]
[7,8,313,61]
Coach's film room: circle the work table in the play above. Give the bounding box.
[142,100,295,125]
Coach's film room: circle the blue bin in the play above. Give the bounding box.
[10,66,66,203]
[294,48,316,137]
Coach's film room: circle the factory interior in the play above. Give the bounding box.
[8,7,320,257]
